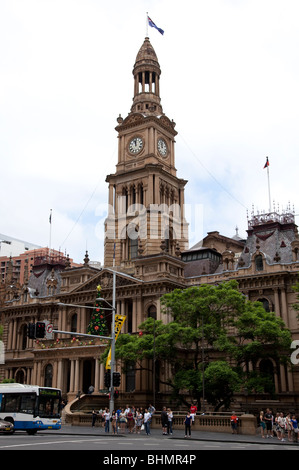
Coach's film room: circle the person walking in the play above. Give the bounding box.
[184,411,192,438]
[161,406,168,435]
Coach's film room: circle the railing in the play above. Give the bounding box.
[64,404,257,435]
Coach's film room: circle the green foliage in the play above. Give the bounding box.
[109,280,292,411]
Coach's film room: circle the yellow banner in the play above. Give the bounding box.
[105,314,126,369]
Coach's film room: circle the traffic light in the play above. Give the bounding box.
[35,322,46,338]
[104,371,110,389]
[112,372,121,387]
[27,323,36,339]
[114,390,119,399]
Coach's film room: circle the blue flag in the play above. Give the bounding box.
[148,16,164,35]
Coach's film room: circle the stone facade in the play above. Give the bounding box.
[1,38,299,412]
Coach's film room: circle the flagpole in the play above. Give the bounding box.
[49,209,52,258]
[267,166,271,213]
[146,12,148,37]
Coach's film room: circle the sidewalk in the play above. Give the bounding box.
[42,424,299,446]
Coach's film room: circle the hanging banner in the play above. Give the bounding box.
[105,314,126,369]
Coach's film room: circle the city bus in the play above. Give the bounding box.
[0,383,62,434]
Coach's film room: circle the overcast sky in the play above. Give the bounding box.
[1,0,298,264]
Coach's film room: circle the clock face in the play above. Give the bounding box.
[157,138,167,157]
[129,137,143,154]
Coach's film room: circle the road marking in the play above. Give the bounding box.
[0,438,100,449]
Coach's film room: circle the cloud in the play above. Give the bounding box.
[1,0,298,263]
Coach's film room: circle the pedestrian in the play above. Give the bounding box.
[264,408,273,438]
[111,410,118,434]
[230,411,238,434]
[285,413,292,441]
[167,408,173,435]
[91,409,97,427]
[291,415,298,442]
[161,406,168,435]
[190,402,197,424]
[148,403,155,416]
[259,410,266,438]
[127,407,135,433]
[104,408,110,433]
[143,408,151,435]
[277,412,286,441]
[119,409,127,433]
[184,411,192,437]
[135,408,143,434]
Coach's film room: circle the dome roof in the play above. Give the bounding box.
[134,37,160,67]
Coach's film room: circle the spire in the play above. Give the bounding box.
[131,37,163,116]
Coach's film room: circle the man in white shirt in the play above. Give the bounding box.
[143,408,151,435]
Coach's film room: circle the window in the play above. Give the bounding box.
[148,305,157,320]
[126,362,135,392]
[71,313,78,332]
[255,255,264,271]
[44,364,53,388]
[258,298,270,312]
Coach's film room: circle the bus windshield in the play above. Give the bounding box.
[37,388,61,418]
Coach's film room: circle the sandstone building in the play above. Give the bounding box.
[1,38,299,412]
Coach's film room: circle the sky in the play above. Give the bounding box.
[1,0,299,264]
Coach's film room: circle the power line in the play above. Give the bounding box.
[178,133,248,211]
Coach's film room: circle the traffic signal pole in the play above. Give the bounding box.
[109,269,116,416]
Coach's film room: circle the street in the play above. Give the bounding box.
[0,428,298,453]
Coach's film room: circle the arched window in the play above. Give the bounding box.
[255,255,264,271]
[258,298,270,312]
[148,305,157,320]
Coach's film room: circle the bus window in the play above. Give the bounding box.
[3,394,19,412]
[19,394,36,414]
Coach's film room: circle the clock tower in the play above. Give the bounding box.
[104,37,188,270]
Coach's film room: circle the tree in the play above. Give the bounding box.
[87,285,108,336]
[108,280,292,411]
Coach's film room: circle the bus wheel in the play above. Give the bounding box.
[26,429,38,435]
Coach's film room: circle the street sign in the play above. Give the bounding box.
[45,320,54,340]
